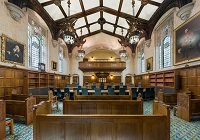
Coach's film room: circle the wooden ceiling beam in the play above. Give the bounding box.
[135,5,144,18]
[41,0,54,7]
[113,0,124,34]
[55,6,100,24]
[58,5,67,18]
[100,0,103,30]
[149,1,161,7]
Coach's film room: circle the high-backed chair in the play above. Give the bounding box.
[131,88,138,100]
[73,87,80,95]
[150,87,155,98]
[66,82,70,87]
[138,88,144,98]
[119,88,126,95]
[114,85,119,90]
[48,90,58,110]
[107,85,111,89]
[64,87,70,98]
[91,85,96,90]
[56,88,63,100]
[100,85,104,90]
[82,88,88,95]
[144,88,151,99]
[123,85,127,90]
[94,88,101,95]
[108,88,114,95]
[85,82,88,86]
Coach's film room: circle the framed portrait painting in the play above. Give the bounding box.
[174,12,200,65]
[51,61,57,71]
[1,34,26,66]
[146,57,153,71]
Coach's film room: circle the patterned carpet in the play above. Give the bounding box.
[4,100,200,140]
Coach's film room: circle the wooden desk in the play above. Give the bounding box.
[75,95,132,100]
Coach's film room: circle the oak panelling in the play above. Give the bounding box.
[91,122,113,140]
[0,100,6,140]
[65,122,87,140]
[5,96,36,125]
[63,100,143,115]
[34,101,169,140]
[34,115,169,140]
[177,92,200,122]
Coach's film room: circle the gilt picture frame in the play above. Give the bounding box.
[174,11,200,65]
[51,61,57,71]
[146,57,153,71]
[1,34,26,66]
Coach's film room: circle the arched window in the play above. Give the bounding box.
[159,27,171,69]
[28,22,46,69]
[58,47,63,73]
[141,52,145,73]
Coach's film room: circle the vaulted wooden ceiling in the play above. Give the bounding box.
[9,0,192,41]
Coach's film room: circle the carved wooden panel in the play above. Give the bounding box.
[96,103,111,114]
[177,94,189,108]
[116,121,141,140]
[187,77,196,85]
[38,121,61,140]
[91,122,113,140]
[187,68,196,77]
[65,122,87,140]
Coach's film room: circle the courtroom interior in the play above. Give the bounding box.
[0,0,200,140]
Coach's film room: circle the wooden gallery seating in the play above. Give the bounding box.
[63,100,143,115]
[5,96,36,125]
[157,89,177,105]
[0,100,6,140]
[33,100,170,140]
[177,91,200,122]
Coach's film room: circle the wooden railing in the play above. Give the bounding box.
[79,61,126,72]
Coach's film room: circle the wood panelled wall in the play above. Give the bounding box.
[0,67,25,99]
[83,76,121,85]
[134,65,200,98]
[0,66,70,99]
[134,74,149,88]
[177,66,200,98]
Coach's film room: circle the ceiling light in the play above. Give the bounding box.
[127,0,140,44]
[62,0,76,45]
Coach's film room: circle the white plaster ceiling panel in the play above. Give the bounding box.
[90,24,100,32]
[61,0,82,15]
[104,0,120,11]
[87,12,100,24]
[139,4,158,20]
[104,12,116,24]
[115,27,127,36]
[83,0,99,10]
[44,4,64,20]
[74,17,86,29]
[38,0,49,3]
[117,17,129,29]
[121,0,141,16]
[103,23,114,32]
[153,0,164,3]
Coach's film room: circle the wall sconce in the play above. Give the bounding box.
[110,75,113,80]
[91,75,95,80]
